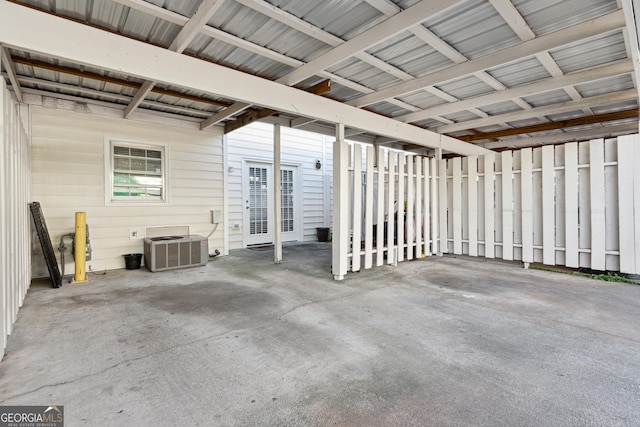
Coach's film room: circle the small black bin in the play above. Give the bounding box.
[123,253,143,270]
[316,227,330,242]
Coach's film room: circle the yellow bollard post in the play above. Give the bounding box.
[71,212,88,284]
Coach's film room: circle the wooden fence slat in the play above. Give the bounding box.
[387,150,396,265]
[352,145,362,272]
[468,156,478,257]
[364,146,375,269]
[376,147,385,267]
[397,154,406,262]
[423,157,430,256]
[452,157,462,254]
[431,157,439,255]
[563,143,579,268]
[635,136,640,273]
[415,156,423,259]
[484,154,495,258]
[520,148,533,263]
[502,151,514,261]
[542,145,555,265]
[406,156,415,261]
[439,158,448,254]
[590,139,606,271]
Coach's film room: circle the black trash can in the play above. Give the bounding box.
[316,227,330,242]
[123,253,143,270]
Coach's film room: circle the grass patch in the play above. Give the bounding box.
[530,265,638,284]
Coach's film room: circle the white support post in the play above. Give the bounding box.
[468,156,478,257]
[387,150,396,265]
[452,157,462,254]
[274,124,282,264]
[484,154,495,258]
[0,69,6,356]
[564,143,579,268]
[431,157,439,255]
[397,154,406,262]
[502,151,514,261]
[415,156,423,259]
[364,145,375,269]
[352,145,363,272]
[376,146,385,267]
[541,145,555,265]
[521,148,534,264]
[332,123,349,280]
[589,139,606,271]
[423,157,431,256]
[406,155,415,260]
[438,158,448,254]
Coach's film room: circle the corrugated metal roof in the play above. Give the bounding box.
[2,0,636,151]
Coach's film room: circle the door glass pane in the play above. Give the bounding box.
[281,169,294,232]
[249,167,268,236]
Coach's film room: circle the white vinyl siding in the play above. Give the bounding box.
[226,122,333,249]
[30,107,224,275]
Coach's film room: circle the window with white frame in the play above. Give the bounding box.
[108,141,166,202]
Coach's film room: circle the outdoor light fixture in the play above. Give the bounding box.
[315,160,321,169]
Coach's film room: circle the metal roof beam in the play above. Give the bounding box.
[348,10,626,108]
[0,46,23,101]
[125,0,225,117]
[621,0,640,133]
[0,2,490,155]
[398,61,632,123]
[464,109,638,142]
[277,0,462,86]
[438,89,638,134]
[482,123,639,149]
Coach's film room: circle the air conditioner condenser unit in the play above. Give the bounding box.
[143,235,208,272]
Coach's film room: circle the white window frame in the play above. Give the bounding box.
[104,138,169,206]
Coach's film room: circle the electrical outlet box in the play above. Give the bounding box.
[129,229,139,240]
[211,209,222,224]
[233,223,241,230]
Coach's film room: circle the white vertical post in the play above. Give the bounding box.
[387,150,396,265]
[431,157,438,255]
[376,146,385,267]
[406,155,415,260]
[541,145,555,265]
[352,145,363,272]
[502,151,513,261]
[635,136,640,274]
[452,157,462,254]
[364,145,374,269]
[521,148,534,264]
[274,124,282,264]
[423,157,430,256]
[397,154,405,262]
[484,154,495,258]
[332,123,349,280]
[415,156,423,259]
[564,143,579,268]
[438,158,448,254]
[0,72,6,355]
[590,139,606,271]
[468,156,478,257]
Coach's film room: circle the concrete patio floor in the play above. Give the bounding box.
[1,242,639,426]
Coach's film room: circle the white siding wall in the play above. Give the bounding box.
[226,122,333,249]
[1,83,31,358]
[30,107,224,275]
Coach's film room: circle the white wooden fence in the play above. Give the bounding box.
[1,83,32,358]
[331,136,640,280]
